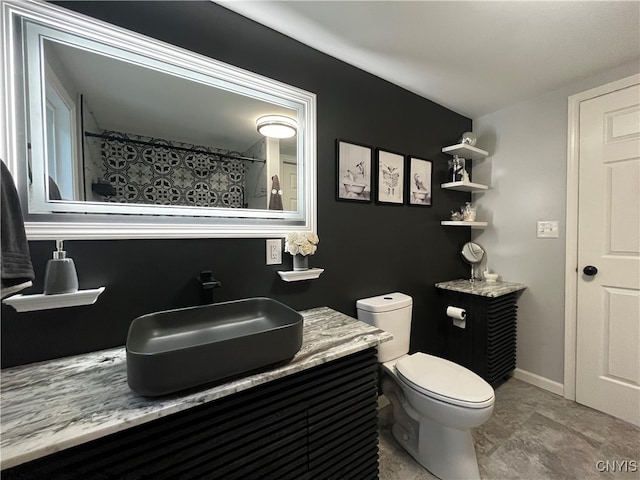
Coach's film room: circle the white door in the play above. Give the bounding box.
[281,160,298,212]
[575,81,640,426]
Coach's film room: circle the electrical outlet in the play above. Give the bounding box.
[537,221,559,238]
[266,239,282,265]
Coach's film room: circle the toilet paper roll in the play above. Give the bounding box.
[446,306,467,320]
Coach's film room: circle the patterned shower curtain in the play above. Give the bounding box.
[99,131,247,208]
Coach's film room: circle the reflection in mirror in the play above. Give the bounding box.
[461,242,485,281]
[1,0,316,238]
[42,39,297,211]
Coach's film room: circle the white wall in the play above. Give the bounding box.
[471,60,640,386]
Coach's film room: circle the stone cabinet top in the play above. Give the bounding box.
[0,307,391,470]
[435,279,527,297]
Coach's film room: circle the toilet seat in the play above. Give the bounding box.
[395,353,494,409]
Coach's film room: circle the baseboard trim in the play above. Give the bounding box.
[513,368,564,396]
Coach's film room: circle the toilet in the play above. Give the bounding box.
[357,292,494,480]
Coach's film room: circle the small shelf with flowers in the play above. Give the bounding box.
[277,232,324,282]
[278,269,324,282]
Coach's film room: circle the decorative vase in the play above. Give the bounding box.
[293,254,309,271]
[462,202,477,221]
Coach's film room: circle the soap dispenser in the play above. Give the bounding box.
[44,240,79,295]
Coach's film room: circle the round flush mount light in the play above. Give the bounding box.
[256,115,297,139]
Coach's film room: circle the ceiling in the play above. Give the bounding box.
[48,40,297,154]
[218,1,640,119]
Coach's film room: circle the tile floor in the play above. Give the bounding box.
[378,377,640,480]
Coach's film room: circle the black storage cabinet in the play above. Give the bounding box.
[437,289,519,388]
[3,349,379,480]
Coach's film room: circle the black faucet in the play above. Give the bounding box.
[199,270,222,304]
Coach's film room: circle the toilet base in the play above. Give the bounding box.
[391,416,481,480]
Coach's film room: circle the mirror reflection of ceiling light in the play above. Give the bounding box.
[256,115,297,139]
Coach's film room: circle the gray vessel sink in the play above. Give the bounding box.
[126,297,303,396]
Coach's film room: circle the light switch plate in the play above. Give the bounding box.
[537,221,559,238]
[266,239,282,265]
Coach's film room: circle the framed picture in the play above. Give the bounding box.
[375,149,405,205]
[407,156,432,206]
[336,139,373,202]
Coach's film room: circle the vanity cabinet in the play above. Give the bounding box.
[3,349,379,479]
[440,143,489,228]
[436,280,526,388]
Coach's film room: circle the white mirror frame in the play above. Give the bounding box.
[0,0,317,239]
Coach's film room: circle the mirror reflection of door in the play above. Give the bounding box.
[44,61,80,201]
[281,158,298,212]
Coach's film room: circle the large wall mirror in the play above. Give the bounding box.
[1,0,316,238]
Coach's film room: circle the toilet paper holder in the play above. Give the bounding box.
[447,306,467,329]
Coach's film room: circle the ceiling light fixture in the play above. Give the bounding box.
[256,115,297,139]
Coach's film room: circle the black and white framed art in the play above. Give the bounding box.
[407,156,432,206]
[375,149,405,205]
[336,139,373,202]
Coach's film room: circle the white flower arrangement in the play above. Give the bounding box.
[284,232,319,256]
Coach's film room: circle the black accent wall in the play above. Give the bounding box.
[1,2,472,368]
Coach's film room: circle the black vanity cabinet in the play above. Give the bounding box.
[436,280,526,388]
[3,349,379,480]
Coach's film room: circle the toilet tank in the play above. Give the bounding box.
[356,292,412,362]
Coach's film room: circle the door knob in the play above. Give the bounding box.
[583,265,598,276]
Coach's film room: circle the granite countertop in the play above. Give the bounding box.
[435,279,527,297]
[0,307,391,470]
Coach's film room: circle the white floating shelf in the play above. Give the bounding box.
[441,181,489,192]
[278,268,324,282]
[2,287,106,312]
[441,143,489,160]
[441,221,488,228]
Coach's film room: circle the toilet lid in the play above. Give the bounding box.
[395,353,494,408]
